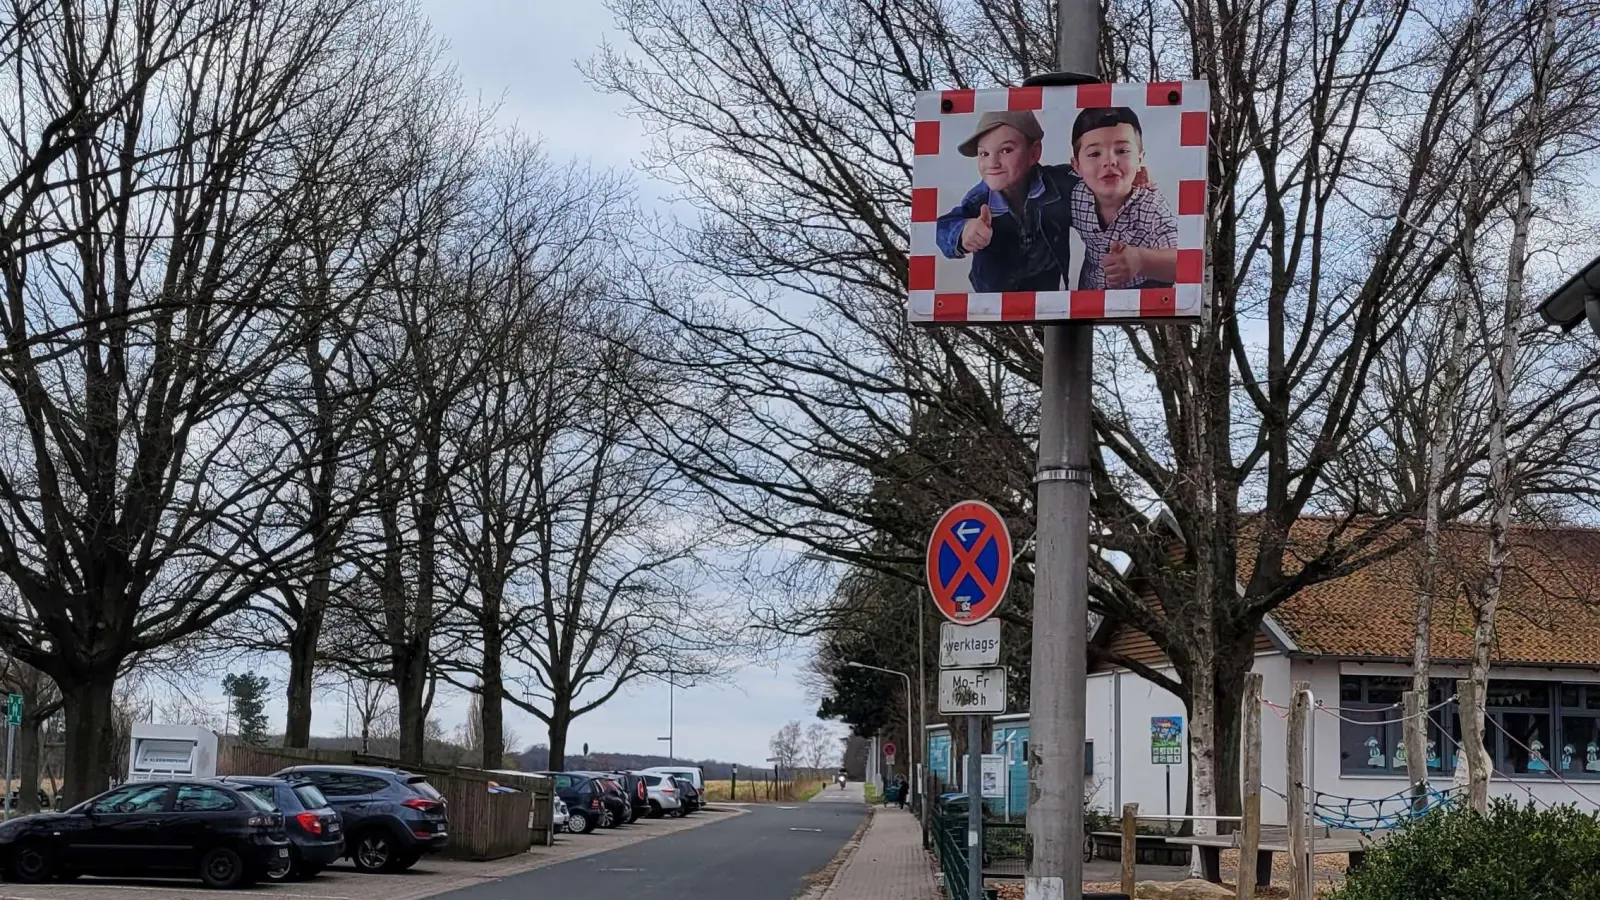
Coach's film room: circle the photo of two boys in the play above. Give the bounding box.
[933,106,1179,294]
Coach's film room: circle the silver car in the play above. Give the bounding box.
[635,772,684,818]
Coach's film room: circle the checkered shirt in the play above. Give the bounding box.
[1071,180,1179,289]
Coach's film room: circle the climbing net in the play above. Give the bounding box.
[1263,783,1461,832]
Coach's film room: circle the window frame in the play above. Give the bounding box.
[1339,675,1600,779]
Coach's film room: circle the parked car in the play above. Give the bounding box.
[551,797,569,833]
[672,776,701,814]
[273,765,448,873]
[606,772,651,823]
[0,779,290,888]
[542,773,606,834]
[575,774,632,827]
[641,765,706,800]
[218,776,343,881]
[636,772,684,818]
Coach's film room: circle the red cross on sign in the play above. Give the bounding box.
[925,500,1012,625]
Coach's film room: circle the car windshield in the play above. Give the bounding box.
[293,785,328,809]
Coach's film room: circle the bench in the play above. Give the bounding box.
[1163,825,1383,885]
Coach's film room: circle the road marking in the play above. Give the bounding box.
[789,827,824,832]
[777,805,798,809]
[600,867,642,872]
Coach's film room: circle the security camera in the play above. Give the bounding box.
[1539,254,1600,339]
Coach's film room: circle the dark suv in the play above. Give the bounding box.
[274,765,448,872]
[608,772,651,823]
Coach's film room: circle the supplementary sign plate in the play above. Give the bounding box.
[940,619,1001,668]
[938,667,1007,715]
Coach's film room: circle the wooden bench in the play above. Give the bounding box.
[1163,825,1383,885]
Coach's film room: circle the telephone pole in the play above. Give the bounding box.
[1025,2,1099,898]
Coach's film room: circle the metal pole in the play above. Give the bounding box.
[668,672,675,761]
[967,715,983,900]
[903,671,914,802]
[1026,3,1098,896]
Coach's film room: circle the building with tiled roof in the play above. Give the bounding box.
[925,519,1600,826]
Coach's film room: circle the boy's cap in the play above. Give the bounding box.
[957,110,1044,157]
[1072,107,1143,148]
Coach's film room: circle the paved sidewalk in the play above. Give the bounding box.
[822,808,939,900]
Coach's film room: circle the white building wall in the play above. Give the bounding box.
[1086,652,1291,825]
[1293,657,1600,812]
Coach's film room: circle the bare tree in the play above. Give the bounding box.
[588,0,1600,819]
[0,0,422,802]
[770,721,803,776]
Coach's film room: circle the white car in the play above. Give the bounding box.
[640,766,705,798]
[551,797,569,832]
[635,772,684,817]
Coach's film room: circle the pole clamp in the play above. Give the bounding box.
[1034,465,1090,485]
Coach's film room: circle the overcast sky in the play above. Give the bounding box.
[181,1,831,770]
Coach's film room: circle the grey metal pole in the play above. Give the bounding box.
[967,715,983,900]
[1026,2,1098,896]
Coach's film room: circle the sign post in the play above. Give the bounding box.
[927,501,1012,900]
[3,694,20,819]
[884,740,897,770]
[1151,716,1184,827]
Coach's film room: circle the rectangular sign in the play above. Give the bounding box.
[938,667,1007,715]
[940,619,1002,668]
[6,694,21,726]
[980,753,1006,799]
[1151,715,1184,765]
[908,82,1210,325]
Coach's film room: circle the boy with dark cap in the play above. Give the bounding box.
[934,110,1084,293]
[1068,106,1178,289]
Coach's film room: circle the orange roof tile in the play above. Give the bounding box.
[1263,518,1600,665]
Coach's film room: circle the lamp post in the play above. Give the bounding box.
[657,669,674,761]
[845,661,918,805]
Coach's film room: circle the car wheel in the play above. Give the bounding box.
[7,841,54,883]
[353,830,396,873]
[296,864,324,881]
[648,801,663,818]
[566,810,590,834]
[388,851,421,873]
[199,847,248,890]
[599,807,615,828]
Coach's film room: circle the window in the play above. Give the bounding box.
[90,784,170,814]
[1341,675,1600,778]
[175,785,237,812]
[293,785,329,810]
[234,785,279,810]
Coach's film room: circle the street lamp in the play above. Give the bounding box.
[845,661,920,806]
[1538,255,1600,338]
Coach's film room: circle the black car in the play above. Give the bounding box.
[219,776,343,881]
[0,779,290,888]
[545,773,604,834]
[542,772,628,830]
[611,773,652,823]
[274,765,449,873]
[672,776,701,814]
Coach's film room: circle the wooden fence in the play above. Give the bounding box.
[218,745,553,860]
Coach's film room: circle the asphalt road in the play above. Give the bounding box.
[429,802,867,900]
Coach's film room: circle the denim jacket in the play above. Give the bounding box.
[934,164,1082,293]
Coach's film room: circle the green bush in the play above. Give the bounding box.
[1333,799,1600,900]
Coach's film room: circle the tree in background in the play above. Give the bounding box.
[804,722,840,776]
[769,721,803,777]
[222,674,271,746]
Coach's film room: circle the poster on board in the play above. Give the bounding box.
[1150,715,1184,765]
[908,82,1210,324]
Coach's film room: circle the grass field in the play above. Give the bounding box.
[701,778,826,803]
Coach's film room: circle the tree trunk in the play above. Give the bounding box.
[16,710,42,814]
[547,708,571,772]
[480,615,505,770]
[284,607,322,748]
[396,638,428,764]
[60,673,118,805]
[1210,639,1250,821]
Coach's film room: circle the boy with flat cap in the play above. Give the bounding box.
[934,110,1084,293]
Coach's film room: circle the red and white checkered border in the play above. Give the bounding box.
[906,81,1210,325]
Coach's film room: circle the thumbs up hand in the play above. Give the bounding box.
[961,204,994,254]
[1102,239,1141,287]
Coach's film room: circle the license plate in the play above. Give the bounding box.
[278,848,289,857]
